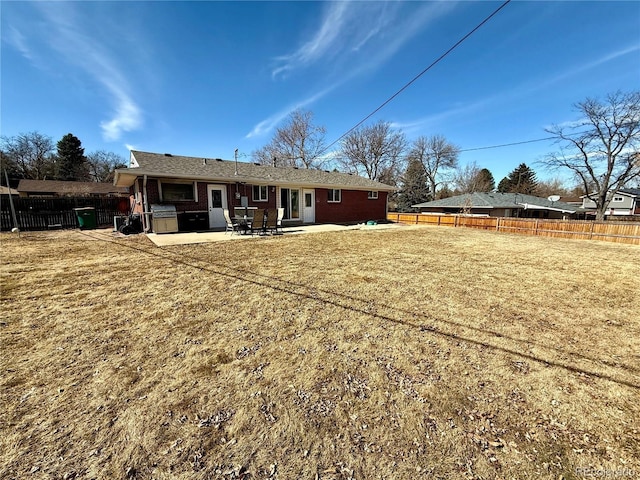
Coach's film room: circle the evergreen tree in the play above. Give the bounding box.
[497,163,538,194]
[454,163,495,193]
[436,184,454,199]
[397,157,430,212]
[56,133,88,181]
[476,168,495,192]
[497,176,511,193]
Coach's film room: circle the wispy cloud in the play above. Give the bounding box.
[246,86,335,138]
[390,96,496,136]
[5,3,143,141]
[251,2,456,138]
[271,2,454,80]
[100,93,142,142]
[5,26,34,61]
[394,44,640,137]
[533,44,640,93]
[272,2,353,79]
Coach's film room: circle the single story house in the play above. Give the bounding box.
[113,150,395,232]
[17,179,129,198]
[412,192,580,219]
[581,188,640,217]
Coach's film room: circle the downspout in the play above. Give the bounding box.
[143,175,150,232]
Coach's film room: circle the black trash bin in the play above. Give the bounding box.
[74,207,97,230]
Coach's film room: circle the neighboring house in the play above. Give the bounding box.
[0,186,19,196]
[581,188,640,217]
[113,150,395,232]
[17,179,129,198]
[558,196,583,207]
[412,192,579,219]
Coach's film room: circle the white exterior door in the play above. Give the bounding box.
[303,189,315,223]
[207,185,228,229]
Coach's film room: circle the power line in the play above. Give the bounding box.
[458,127,605,153]
[459,136,556,152]
[323,0,512,153]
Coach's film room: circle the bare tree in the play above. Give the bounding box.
[0,132,56,179]
[252,109,327,169]
[535,177,572,199]
[338,120,406,181]
[87,150,127,182]
[544,91,640,221]
[407,135,459,200]
[454,162,495,193]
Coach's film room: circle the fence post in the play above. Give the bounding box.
[496,217,500,231]
[534,219,539,236]
[589,222,595,240]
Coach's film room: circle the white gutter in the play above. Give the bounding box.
[516,202,575,214]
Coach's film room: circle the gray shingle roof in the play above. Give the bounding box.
[619,188,640,197]
[413,192,579,213]
[17,179,129,195]
[114,151,395,191]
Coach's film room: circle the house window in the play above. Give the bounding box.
[368,191,378,200]
[328,189,341,203]
[160,181,196,202]
[612,196,624,202]
[253,185,268,202]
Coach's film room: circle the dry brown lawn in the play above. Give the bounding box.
[1,226,639,480]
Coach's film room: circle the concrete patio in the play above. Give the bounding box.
[145,222,405,246]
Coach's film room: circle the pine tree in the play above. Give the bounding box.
[397,158,430,212]
[497,163,538,194]
[476,168,495,192]
[56,133,88,181]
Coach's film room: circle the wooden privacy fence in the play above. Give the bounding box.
[1,197,130,231]
[387,213,640,246]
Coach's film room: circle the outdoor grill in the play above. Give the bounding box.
[150,204,178,234]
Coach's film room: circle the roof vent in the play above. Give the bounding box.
[215,158,222,161]
[254,162,260,166]
[164,153,172,157]
[293,166,299,169]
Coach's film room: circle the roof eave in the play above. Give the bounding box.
[113,168,395,191]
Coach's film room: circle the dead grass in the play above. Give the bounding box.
[1,226,639,479]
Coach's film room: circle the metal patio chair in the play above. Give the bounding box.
[275,207,285,234]
[223,209,239,235]
[265,208,278,234]
[250,208,266,235]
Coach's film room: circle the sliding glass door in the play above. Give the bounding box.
[280,188,300,220]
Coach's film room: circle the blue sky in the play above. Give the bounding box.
[2,1,639,184]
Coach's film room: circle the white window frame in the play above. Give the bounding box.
[612,196,624,202]
[328,189,341,203]
[368,191,379,200]
[252,185,268,202]
[159,180,197,202]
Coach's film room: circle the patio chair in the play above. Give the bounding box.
[276,208,285,234]
[250,208,266,235]
[223,209,239,235]
[265,208,278,234]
